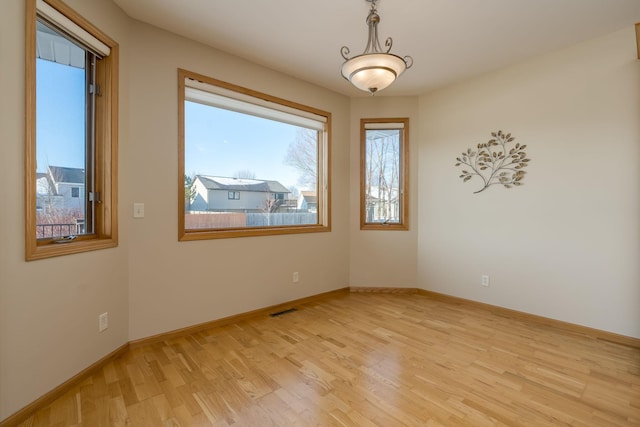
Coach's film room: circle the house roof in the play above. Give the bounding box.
[36,21,85,69]
[299,191,317,204]
[196,175,290,194]
[49,166,85,184]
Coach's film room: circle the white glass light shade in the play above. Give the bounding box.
[341,53,407,94]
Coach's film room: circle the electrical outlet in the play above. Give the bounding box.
[99,312,109,332]
[292,272,299,283]
[481,275,490,287]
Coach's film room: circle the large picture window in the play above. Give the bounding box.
[25,0,119,260]
[178,69,331,240]
[360,118,409,230]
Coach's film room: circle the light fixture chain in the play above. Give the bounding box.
[364,3,382,54]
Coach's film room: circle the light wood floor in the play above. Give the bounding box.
[16,293,640,426]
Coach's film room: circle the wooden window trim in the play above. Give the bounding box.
[178,69,331,241]
[25,0,119,260]
[360,118,409,231]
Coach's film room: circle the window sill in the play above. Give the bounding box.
[360,223,409,231]
[26,237,118,261]
[179,224,330,241]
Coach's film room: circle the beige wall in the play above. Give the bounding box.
[0,0,351,421]
[349,97,419,288]
[125,21,351,341]
[2,0,639,421]
[0,0,131,420]
[418,27,640,338]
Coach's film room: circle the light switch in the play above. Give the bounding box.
[133,203,145,218]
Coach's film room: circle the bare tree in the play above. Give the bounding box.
[262,198,283,214]
[287,185,300,199]
[35,165,85,238]
[284,128,317,189]
[184,174,197,211]
[260,197,284,226]
[365,131,400,222]
[234,169,256,179]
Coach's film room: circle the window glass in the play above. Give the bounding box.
[35,19,90,239]
[361,119,409,230]
[179,70,330,239]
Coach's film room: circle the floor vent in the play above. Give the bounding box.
[269,308,297,317]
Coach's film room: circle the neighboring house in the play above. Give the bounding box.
[190,175,291,213]
[36,166,85,212]
[297,191,317,213]
[278,198,299,212]
[365,186,399,222]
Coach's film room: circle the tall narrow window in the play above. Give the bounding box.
[360,118,409,230]
[26,0,118,260]
[179,69,331,240]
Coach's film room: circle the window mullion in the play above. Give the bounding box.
[85,52,97,235]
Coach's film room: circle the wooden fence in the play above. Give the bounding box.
[185,212,317,229]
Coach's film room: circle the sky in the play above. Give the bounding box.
[36,58,86,173]
[36,58,307,191]
[185,101,304,189]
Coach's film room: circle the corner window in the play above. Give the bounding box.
[360,118,409,230]
[179,69,330,240]
[26,0,118,260]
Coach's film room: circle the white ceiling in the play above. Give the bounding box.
[113,0,640,97]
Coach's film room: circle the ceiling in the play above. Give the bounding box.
[113,0,640,97]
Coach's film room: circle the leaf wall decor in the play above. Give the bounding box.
[455,130,530,194]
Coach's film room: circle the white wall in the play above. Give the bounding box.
[418,27,640,338]
[124,21,351,341]
[349,97,419,288]
[0,0,131,420]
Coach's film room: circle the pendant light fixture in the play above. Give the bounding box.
[340,0,413,95]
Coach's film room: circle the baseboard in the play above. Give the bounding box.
[129,287,350,348]
[417,289,640,349]
[350,286,418,294]
[0,343,129,427]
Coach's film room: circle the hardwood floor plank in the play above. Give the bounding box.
[13,293,640,426]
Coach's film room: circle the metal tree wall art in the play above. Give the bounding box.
[455,130,530,194]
